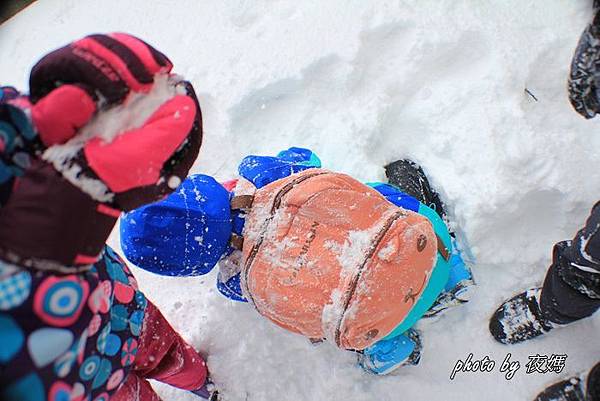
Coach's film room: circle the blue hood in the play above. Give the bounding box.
[120,174,232,276]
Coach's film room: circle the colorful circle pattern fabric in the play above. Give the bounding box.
[0,246,148,401]
[34,276,90,327]
[0,313,24,363]
[106,368,124,391]
[121,338,138,367]
[49,381,72,401]
[0,268,32,310]
[79,356,101,381]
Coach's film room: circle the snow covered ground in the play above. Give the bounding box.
[2,1,600,400]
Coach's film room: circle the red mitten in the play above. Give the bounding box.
[44,78,202,211]
[0,34,201,270]
[26,33,173,146]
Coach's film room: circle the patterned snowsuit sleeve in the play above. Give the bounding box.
[0,87,40,207]
[1,32,208,401]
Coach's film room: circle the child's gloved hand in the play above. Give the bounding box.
[0,34,202,268]
[6,33,202,211]
[238,147,321,188]
[1,33,190,211]
[569,10,600,118]
[25,33,173,146]
[61,78,202,211]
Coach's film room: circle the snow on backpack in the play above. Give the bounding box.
[239,168,438,350]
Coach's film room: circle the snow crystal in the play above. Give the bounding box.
[168,176,182,189]
[572,262,600,275]
[334,227,381,275]
[377,241,395,260]
[321,288,343,340]
[579,233,600,267]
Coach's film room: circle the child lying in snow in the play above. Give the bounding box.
[120,147,475,375]
[0,34,217,401]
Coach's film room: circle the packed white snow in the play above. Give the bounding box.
[2,1,600,400]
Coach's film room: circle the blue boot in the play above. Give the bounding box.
[424,243,475,317]
[358,329,422,375]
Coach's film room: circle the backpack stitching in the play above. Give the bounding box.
[333,209,407,349]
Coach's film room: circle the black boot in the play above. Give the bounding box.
[489,288,556,345]
[386,159,476,317]
[568,6,600,118]
[534,363,600,401]
[534,376,587,401]
[190,377,220,400]
[589,363,600,401]
[384,159,446,218]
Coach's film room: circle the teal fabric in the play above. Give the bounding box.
[305,152,322,167]
[418,203,452,250]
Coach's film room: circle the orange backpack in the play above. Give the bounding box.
[240,169,437,350]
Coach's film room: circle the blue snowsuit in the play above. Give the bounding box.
[120,147,472,371]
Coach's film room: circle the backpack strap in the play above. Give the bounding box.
[230,194,254,210]
[230,233,244,251]
[436,235,450,261]
[229,194,255,251]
